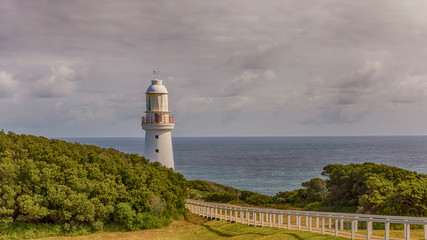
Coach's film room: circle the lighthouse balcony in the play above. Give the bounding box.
[141,116,174,125]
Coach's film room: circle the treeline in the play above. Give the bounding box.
[189,163,427,217]
[0,131,187,232]
[275,163,427,216]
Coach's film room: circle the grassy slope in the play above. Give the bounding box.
[36,213,348,240]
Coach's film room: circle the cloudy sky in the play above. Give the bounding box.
[1,1,427,137]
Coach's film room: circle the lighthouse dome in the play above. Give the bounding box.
[146,79,168,94]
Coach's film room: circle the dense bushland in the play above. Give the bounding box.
[273,163,427,216]
[0,131,187,233]
[189,163,426,217]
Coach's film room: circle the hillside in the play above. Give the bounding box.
[0,131,187,237]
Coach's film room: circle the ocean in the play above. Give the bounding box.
[61,136,427,196]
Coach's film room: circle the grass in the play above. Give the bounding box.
[31,213,348,240]
[3,213,424,239]
[0,222,94,240]
[341,227,426,240]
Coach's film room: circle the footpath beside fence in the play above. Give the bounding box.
[185,199,427,240]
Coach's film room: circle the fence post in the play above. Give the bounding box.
[278,214,281,228]
[261,213,264,227]
[321,218,325,234]
[351,220,355,240]
[273,213,277,226]
[335,219,339,237]
[287,215,291,229]
[297,215,301,230]
[424,224,427,239]
[269,213,272,227]
[207,206,209,218]
[367,220,372,240]
[385,219,390,240]
[281,215,283,228]
[316,215,319,228]
[405,223,410,240]
[235,209,238,223]
[309,216,312,232]
[247,211,250,226]
[329,217,332,228]
[340,218,344,230]
[404,220,407,238]
[254,212,257,226]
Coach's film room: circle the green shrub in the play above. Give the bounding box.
[245,193,272,205]
[113,203,135,228]
[240,190,256,201]
[132,212,171,230]
[304,201,323,210]
[205,192,237,203]
[188,189,204,200]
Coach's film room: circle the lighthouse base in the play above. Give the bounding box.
[144,130,174,170]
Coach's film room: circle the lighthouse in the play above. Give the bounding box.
[141,79,175,170]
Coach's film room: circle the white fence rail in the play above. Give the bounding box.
[185,199,427,240]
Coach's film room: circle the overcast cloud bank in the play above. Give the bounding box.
[1,1,427,137]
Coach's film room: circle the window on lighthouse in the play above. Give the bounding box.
[147,97,151,111]
[155,149,159,153]
[155,135,159,139]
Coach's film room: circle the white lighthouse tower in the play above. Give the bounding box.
[141,78,175,170]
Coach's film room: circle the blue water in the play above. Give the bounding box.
[61,136,427,196]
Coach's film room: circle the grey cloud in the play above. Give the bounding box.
[1,1,427,136]
[332,61,383,90]
[302,107,367,125]
[31,66,76,98]
[219,69,277,97]
[226,43,282,71]
[391,75,427,104]
[0,71,20,98]
[302,60,384,124]
[302,60,427,125]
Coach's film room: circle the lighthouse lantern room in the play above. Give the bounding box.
[141,79,175,170]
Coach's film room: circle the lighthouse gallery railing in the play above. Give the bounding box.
[141,116,174,125]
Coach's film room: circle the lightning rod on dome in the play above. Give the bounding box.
[153,70,161,79]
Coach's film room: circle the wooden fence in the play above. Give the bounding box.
[186,199,427,240]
